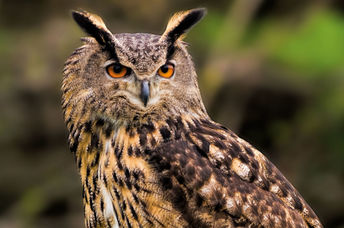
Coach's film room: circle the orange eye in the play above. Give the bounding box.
[157,63,175,78]
[106,63,130,78]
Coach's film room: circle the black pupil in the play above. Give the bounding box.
[161,64,170,73]
[113,64,123,73]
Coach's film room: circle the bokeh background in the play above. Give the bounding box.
[0,0,343,227]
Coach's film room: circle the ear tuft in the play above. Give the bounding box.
[162,8,207,43]
[72,10,112,46]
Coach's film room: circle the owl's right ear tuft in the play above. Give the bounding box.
[72,10,113,46]
[161,8,207,44]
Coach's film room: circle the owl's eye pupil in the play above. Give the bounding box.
[160,65,169,73]
[113,64,123,73]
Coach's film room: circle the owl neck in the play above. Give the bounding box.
[67,108,210,174]
[68,109,209,160]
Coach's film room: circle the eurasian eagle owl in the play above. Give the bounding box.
[62,8,322,228]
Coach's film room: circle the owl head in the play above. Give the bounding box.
[62,9,207,125]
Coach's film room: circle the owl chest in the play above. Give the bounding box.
[90,140,185,228]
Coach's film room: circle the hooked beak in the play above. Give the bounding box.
[140,80,150,106]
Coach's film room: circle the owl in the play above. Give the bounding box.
[62,8,323,228]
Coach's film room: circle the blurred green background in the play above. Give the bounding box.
[0,0,343,227]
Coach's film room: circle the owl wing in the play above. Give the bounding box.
[150,118,323,227]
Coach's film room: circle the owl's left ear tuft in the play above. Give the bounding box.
[72,10,113,46]
[161,8,207,44]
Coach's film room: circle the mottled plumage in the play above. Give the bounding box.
[62,9,323,228]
